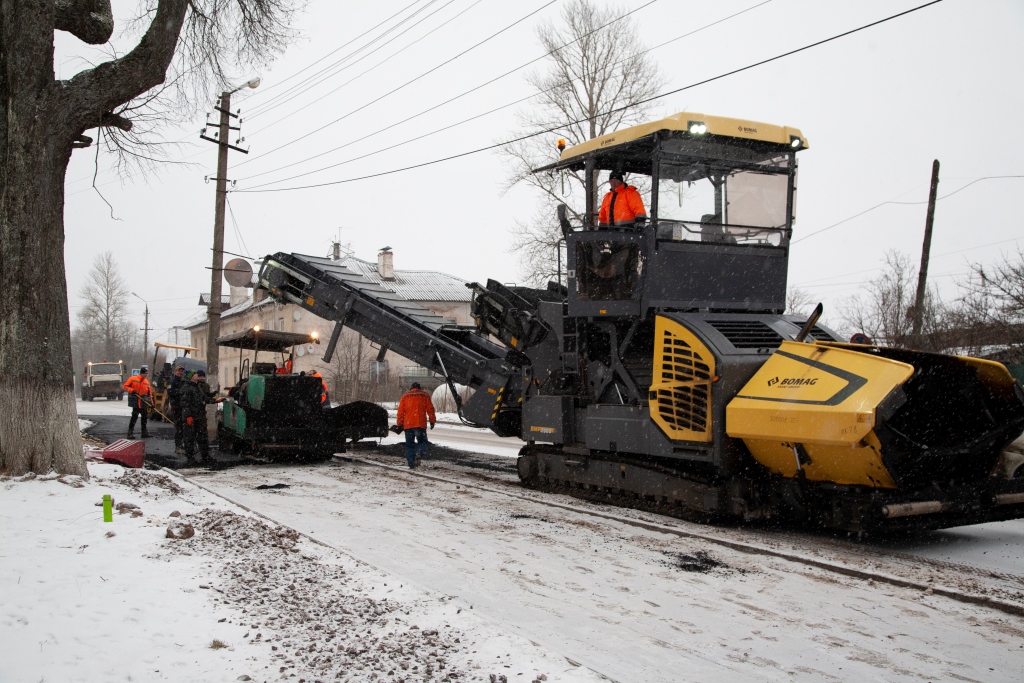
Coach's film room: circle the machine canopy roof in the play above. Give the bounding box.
[217,328,320,353]
[534,111,807,174]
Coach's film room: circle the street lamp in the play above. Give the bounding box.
[203,75,260,395]
[131,292,150,367]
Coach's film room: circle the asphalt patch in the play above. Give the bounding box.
[255,483,291,490]
[667,550,728,574]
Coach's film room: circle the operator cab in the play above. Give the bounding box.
[535,111,806,317]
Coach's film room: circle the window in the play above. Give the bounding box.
[369,360,389,384]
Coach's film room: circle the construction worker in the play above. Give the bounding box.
[123,367,152,439]
[598,171,647,229]
[395,382,436,468]
[180,369,222,466]
[311,371,329,406]
[167,365,187,454]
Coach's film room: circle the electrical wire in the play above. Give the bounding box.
[792,175,1024,244]
[235,0,671,184]
[231,0,559,170]
[245,0,458,121]
[225,197,253,260]
[244,0,429,105]
[234,0,945,194]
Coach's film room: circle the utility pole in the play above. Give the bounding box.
[131,292,151,365]
[199,77,260,393]
[911,159,941,343]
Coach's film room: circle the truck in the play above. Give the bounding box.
[80,360,126,401]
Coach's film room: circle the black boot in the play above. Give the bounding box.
[127,432,134,439]
[141,430,152,438]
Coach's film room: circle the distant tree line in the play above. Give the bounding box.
[792,249,1024,360]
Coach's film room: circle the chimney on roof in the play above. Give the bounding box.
[229,285,248,307]
[377,247,395,281]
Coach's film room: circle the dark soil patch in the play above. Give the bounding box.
[666,550,728,574]
[510,514,553,523]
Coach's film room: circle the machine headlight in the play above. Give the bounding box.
[790,136,802,148]
[688,121,707,135]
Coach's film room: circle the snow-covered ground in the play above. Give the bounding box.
[0,463,604,683]
[191,459,1024,683]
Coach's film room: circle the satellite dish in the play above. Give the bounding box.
[224,258,254,287]
[296,346,305,357]
[293,310,301,322]
[307,344,315,355]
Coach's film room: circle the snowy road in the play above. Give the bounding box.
[187,458,1024,683]
[76,398,1024,576]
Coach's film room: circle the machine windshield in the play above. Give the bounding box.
[655,154,793,246]
[91,363,121,375]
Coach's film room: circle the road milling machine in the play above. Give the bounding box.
[258,111,1024,532]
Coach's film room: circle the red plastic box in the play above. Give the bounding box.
[100,439,145,468]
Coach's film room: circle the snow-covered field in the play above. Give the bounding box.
[0,463,604,683]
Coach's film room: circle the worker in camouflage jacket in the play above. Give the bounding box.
[166,365,188,454]
[180,369,221,466]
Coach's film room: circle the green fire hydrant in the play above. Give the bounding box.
[102,494,113,523]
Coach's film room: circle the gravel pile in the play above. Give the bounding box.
[170,509,475,682]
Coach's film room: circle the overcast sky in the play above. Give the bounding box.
[57,0,1024,342]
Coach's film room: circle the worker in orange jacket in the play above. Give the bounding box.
[598,171,647,229]
[311,371,329,406]
[123,367,153,439]
[395,382,436,468]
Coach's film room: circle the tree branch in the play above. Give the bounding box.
[60,0,189,132]
[55,0,114,45]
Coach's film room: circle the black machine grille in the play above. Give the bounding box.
[707,320,784,349]
[807,325,838,342]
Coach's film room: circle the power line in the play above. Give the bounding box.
[232,0,559,170]
[235,0,945,194]
[245,0,428,105]
[245,0,459,121]
[242,0,487,146]
[792,175,1024,245]
[235,0,669,185]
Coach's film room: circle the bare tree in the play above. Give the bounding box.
[0,1,297,476]
[501,0,664,285]
[952,249,1024,359]
[76,252,134,359]
[785,287,815,317]
[839,250,948,350]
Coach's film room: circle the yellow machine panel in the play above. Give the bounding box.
[726,341,915,487]
[649,316,715,442]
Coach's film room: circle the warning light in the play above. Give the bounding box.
[557,138,566,151]
[310,331,319,340]
[253,325,261,332]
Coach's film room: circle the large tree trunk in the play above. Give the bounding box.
[0,0,187,476]
[0,1,84,476]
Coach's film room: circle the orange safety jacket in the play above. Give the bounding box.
[598,184,646,227]
[122,375,152,398]
[396,388,436,430]
[311,371,328,404]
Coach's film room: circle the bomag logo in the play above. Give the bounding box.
[600,136,617,146]
[737,125,758,134]
[770,377,818,388]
